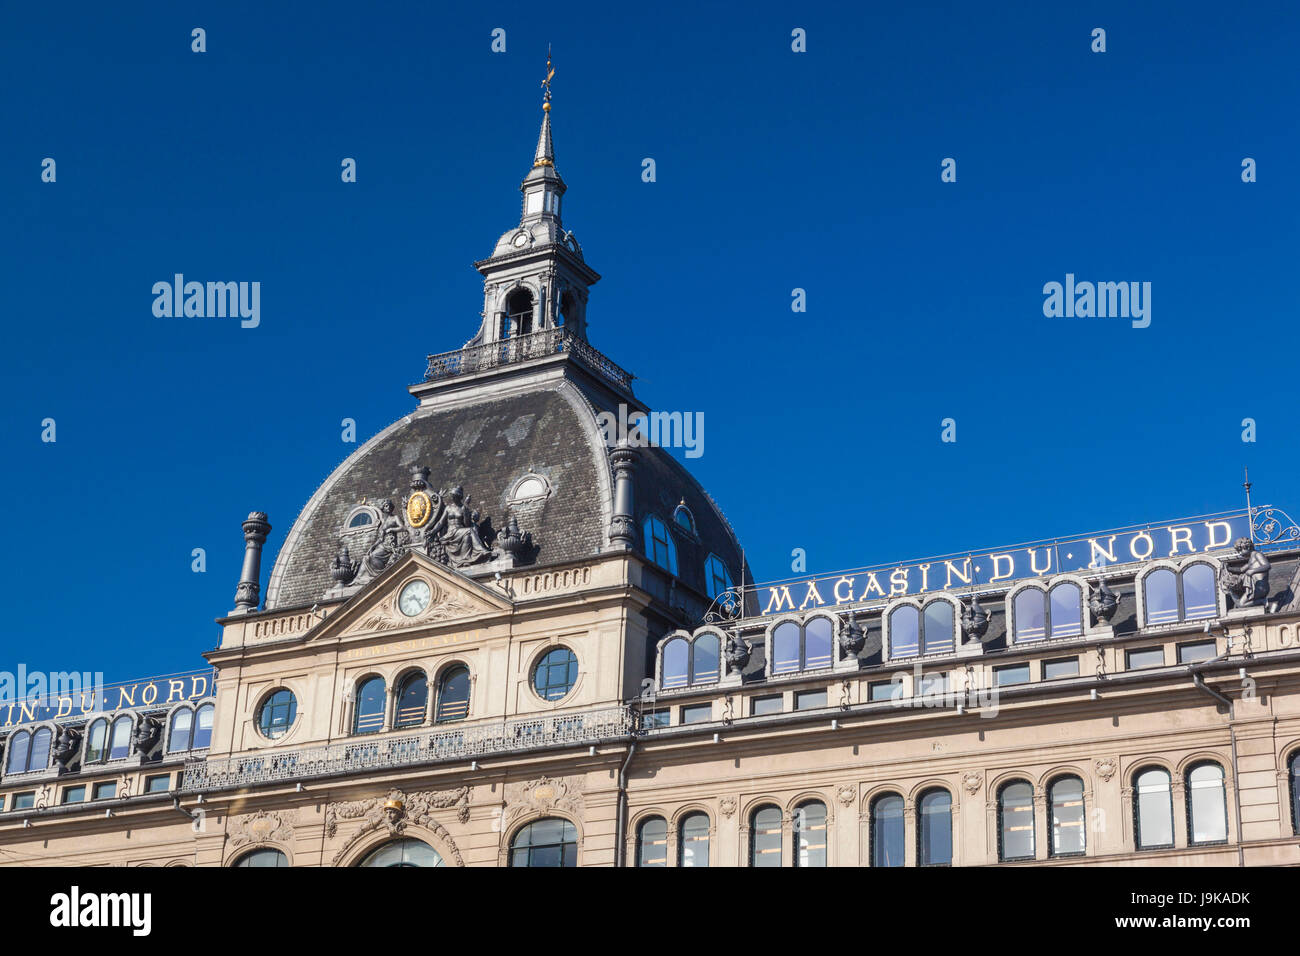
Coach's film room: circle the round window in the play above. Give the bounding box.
[533,647,578,701]
[258,688,298,740]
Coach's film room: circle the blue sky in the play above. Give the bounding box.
[1,1,1296,681]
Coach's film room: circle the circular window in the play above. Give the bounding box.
[258,689,297,740]
[360,838,445,868]
[533,647,578,701]
[399,579,432,617]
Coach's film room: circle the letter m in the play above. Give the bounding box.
[763,586,794,615]
[206,281,239,318]
[1097,281,1129,317]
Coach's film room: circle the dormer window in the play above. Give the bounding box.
[642,515,678,575]
[1011,581,1084,642]
[673,503,695,534]
[1140,562,1218,626]
[348,511,373,528]
[510,473,550,503]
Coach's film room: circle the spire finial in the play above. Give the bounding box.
[541,45,555,112]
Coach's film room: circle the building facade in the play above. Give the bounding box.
[5,89,1300,868]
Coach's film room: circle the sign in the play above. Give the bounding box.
[0,670,213,728]
[759,512,1254,617]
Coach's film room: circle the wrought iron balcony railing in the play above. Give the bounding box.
[179,705,635,794]
[423,326,633,392]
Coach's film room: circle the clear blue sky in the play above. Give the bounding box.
[2,1,1296,681]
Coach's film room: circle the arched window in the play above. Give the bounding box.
[108,716,132,760]
[1049,776,1086,856]
[1290,751,1300,836]
[193,703,214,749]
[691,633,720,685]
[168,708,193,753]
[532,648,578,701]
[436,666,470,723]
[1013,583,1083,641]
[233,848,287,867]
[504,289,534,338]
[749,805,782,867]
[794,800,827,867]
[998,781,1035,861]
[704,554,733,601]
[662,638,689,689]
[890,601,957,658]
[5,731,30,774]
[395,672,428,728]
[353,676,386,735]
[510,817,577,867]
[635,817,668,867]
[642,515,678,575]
[771,618,833,675]
[918,789,953,866]
[258,689,297,740]
[870,793,905,867]
[360,838,444,867]
[679,812,710,867]
[673,503,695,534]
[1143,564,1219,625]
[84,718,108,763]
[1186,763,1228,845]
[347,510,373,528]
[1134,768,1174,850]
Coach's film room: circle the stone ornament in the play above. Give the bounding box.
[1089,577,1120,626]
[503,776,584,826]
[836,784,857,807]
[1221,537,1270,608]
[1095,757,1117,783]
[961,595,989,644]
[229,809,297,849]
[355,578,491,633]
[962,771,983,795]
[719,796,737,819]
[326,787,469,866]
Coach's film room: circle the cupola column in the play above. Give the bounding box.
[608,443,639,551]
[232,511,272,614]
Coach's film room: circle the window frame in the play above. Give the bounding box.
[1008,578,1087,643]
[259,687,299,740]
[748,804,783,867]
[641,514,678,575]
[635,816,668,867]
[532,646,579,702]
[1133,766,1176,851]
[917,788,954,867]
[678,812,711,867]
[394,670,429,729]
[1047,775,1086,858]
[1184,761,1229,847]
[885,597,959,659]
[869,792,905,868]
[352,676,386,735]
[997,780,1036,862]
[767,615,835,676]
[1138,560,1222,627]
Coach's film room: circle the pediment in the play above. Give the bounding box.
[311,551,514,641]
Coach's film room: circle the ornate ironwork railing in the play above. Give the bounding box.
[179,705,635,793]
[423,326,633,392]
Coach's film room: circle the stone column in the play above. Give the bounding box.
[608,443,638,551]
[232,511,271,614]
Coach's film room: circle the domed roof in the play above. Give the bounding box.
[264,374,746,612]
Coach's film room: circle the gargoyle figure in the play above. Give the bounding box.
[1089,577,1120,625]
[961,594,989,644]
[1220,537,1270,608]
[133,716,162,757]
[426,486,496,567]
[52,727,83,770]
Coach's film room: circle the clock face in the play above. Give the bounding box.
[398,579,431,617]
[512,231,529,247]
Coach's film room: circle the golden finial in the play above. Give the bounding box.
[541,46,555,112]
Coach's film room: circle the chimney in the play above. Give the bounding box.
[232,511,272,614]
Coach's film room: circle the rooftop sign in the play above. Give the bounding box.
[756,510,1265,617]
[0,669,214,729]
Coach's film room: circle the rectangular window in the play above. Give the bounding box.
[641,710,669,730]
[62,786,86,804]
[794,689,827,711]
[681,703,712,725]
[1127,646,1166,670]
[1177,640,1217,664]
[869,680,901,702]
[750,694,782,716]
[12,792,35,810]
[93,781,117,801]
[917,672,948,696]
[994,664,1031,686]
[144,774,171,794]
[1043,657,1079,680]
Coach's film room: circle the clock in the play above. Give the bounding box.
[398,579,431,617]
[512,231,529,248]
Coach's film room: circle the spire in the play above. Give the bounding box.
[533,48,556,168]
